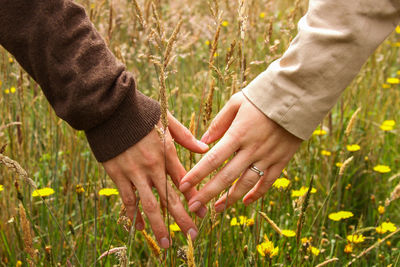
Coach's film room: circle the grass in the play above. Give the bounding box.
[1,0,400,266]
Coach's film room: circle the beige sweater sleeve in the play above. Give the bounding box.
[242,0,400,140]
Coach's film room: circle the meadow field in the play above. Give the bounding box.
[1,0,400,266]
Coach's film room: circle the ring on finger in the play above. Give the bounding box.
[249,164,265,177]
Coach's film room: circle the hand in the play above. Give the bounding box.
[179,92,302,213]
[102,112,209,248]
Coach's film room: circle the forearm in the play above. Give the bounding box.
[0,0,160,162]
[243,0,400,140]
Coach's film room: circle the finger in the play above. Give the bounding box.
[201,93,242,144]
[168,112,209,153]
[243,163,283,205]
[152,175,199,240]
[179,133,240,193]
[186,150,254,212]
[165,135,208,218]
[133,178,170,248]
[214,167,261,212]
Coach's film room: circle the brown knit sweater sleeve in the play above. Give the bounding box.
[0,0,161,162]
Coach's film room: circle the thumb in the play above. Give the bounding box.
[168,112,209,153]
[201,93,243,144]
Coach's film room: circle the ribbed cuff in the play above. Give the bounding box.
[85,90,161,162]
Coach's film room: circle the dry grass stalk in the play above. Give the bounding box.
[151,3,164,40]
[203,79,215,126]
[189,112,196,135]
[187,233,196,267]
[315,258,339,267]
[142,230,161,258]
[345,107,361,136]
[258,211,282,235]
[389,182,400,203]
[98,246,127,260]
[158,65,168,130]
[19,203,36,263]
[163,19,183,69]
[339,156,354,176]
[296,177,314,245]
[132,0,146,29]
[230,74,238,96]
[238,0,248,41]
[117,204,132,232]
[0,153,36,188]
[208,23,221,68]
[347,227,400,266]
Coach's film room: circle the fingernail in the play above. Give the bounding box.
[201,131,209,143]
[179,182,191,192]
[243,197,253,206]
[189,201,202,212]
[214,203,226,213]
[197,206,207,218]
[136,222,144,231]
[197,140,209,150]
[160,237,170,249]
[188,228,198,240]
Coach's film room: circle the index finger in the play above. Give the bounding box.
[179,133,240,192]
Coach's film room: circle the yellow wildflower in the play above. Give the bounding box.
[281,229,296,237]
[205,40,210,46]
[344,243,353,254]
[396,25,400,34]
[32,187,55,197]
[309,246,320,256]
[259,12,266,19]
[378,205,385,215]
[346,234,365,244]
[246,218,255,227]
[291,186,317,198]
[397,70,400,75]
[387,77,400,84]
[4,88,10,94]
[257,240,279,258]
[0,185,3,192]
[9,57,13,63]
[90,3,95,9]
[382,83,391,89]
[221,21,229,27]
[376,222,397,234]
[312,129,327,136]
[98,188,119,196]
[273,178,290,189]
[16,261,22,267]
[169,223,181,232]
[301,237,312,245]
[294,176,300,181]
[75,184,85,194]
[373,165,391,173]
[10,87,16,93]
[321,150,331,156]
[380,120,395,131]
[328,211,354,221]
[230,216,247,226]
[346,144,360,152]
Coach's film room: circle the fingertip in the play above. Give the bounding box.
[196,140,209,152]
[179,182,191,192]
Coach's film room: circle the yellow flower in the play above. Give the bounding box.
[4,88,10,94]
[344,243,353,254]
[16,261,22,267]
[75,184,85,194]
[378,205,385,215]
[169,223,181,232]
[0,185,3,192]
[321,150,331,156]
[221,21,229,27]
[397,70,400,75]
[257,240,279,258]
[90,3,95,9]
[259,12,266,19]
[230,216,247,226]
[9,87,16,93]
[98,188,119,196]
[382,83,391,89]
[346,144,360,152]
[373,165,391,173]
[273,178,291,189]
[246,218,255,227]
[9,57,13,63]
[301,237,312,245]
[387,77,400,84]
[281,229,296,237]
[396,25,400,34]
[312,129,327,136]
[32,187,55,197]
[294,176,300,182]
[309,246,320,256]
[376,222,397,234]
[380,120,395,131]
[205,40,210,46]
[328,211,354,221]
[346,234,365,244]
[291,186,317,198]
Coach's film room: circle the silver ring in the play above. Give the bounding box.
[249,165,264,177]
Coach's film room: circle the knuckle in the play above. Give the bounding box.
[219,171,233,185]
[205,151,219,170]
[142,199,159,212]
[122,196,136,207]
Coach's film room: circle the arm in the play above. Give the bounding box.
[0,0,209,247]
[179,0,400,213]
